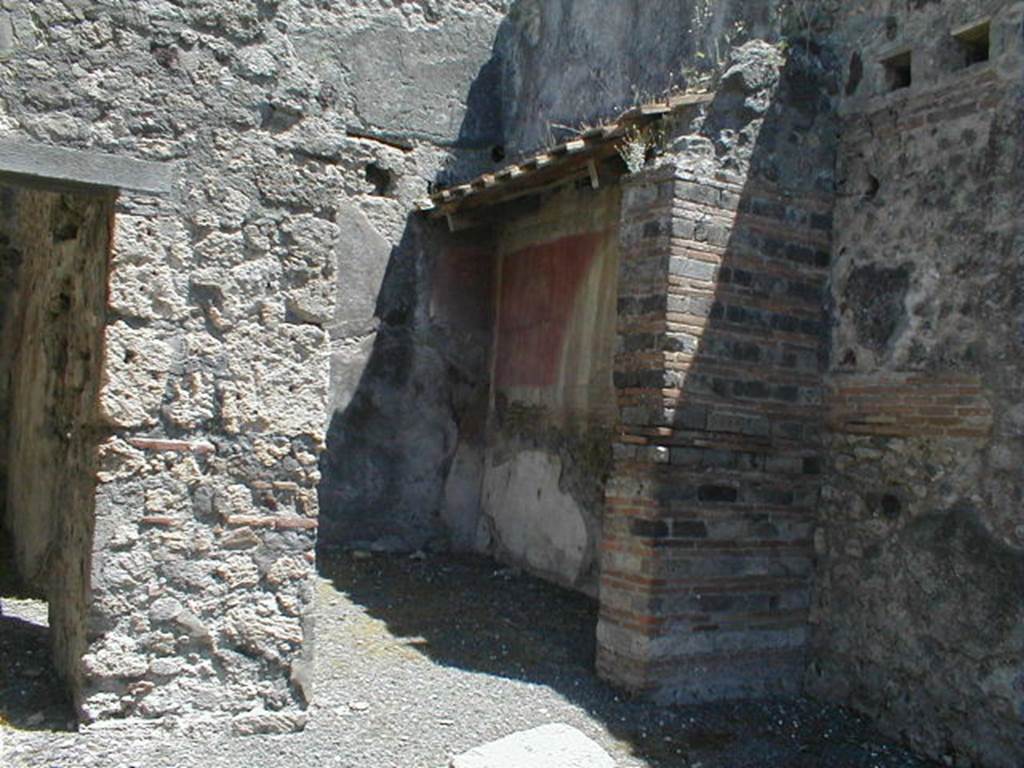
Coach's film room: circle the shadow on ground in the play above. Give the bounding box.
[319,551,938,768]
[0,531,75,732]
[0,611,75,732]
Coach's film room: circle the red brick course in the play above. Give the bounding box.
[825,374,992,438]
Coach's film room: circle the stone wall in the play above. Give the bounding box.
[808,2,1024,766]
[497,0,789,155]
[480,184,621,595]
[0,0,512,560]
[0,0,522,727]
[2,0,1020,756]
[0,186,111,699]
[596,40,839,704]
[0,0,382,729]
[287,2,513,553]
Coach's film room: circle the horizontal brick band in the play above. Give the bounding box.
[825,374,992,438]
[601,571,808,594]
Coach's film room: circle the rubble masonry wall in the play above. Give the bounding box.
[809,3,1024,766]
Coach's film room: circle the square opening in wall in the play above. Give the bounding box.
[952,20,990,68]
[882,51,912,92]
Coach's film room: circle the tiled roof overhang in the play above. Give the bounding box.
[418,91,714,223]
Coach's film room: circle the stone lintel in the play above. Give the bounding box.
[0,138,175,196]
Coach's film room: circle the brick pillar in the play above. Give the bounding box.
[597,161,832,703]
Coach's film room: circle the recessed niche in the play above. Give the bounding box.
[365,162,394,196]
[953,20,990,68]
[880,493,903,519]
[846,51,864,95]
[882,51,912,92]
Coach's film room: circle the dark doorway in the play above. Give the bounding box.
[0,182,113,728]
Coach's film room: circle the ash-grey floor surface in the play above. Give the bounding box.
[1,552,939,768]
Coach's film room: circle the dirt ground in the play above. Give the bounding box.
[1,552,939,767]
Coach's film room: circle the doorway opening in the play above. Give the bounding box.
[0,182,113,728]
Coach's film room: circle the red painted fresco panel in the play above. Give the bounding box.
[494,233,601,388]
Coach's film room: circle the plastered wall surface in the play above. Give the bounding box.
[429,238,496,552]
[481,184,621,595]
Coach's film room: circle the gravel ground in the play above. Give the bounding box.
[1,552,940,768]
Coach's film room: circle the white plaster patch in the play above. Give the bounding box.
[482,450,589,587]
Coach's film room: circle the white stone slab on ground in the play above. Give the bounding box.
[450,723,616,768]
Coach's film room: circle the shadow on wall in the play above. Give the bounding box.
[319,13,847,759]
[316,11,512,555]
[316,215,485,552]
[313,0,790,561]
[316,0,836,687]
[314,0,831,559]
[494,0,784,156]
